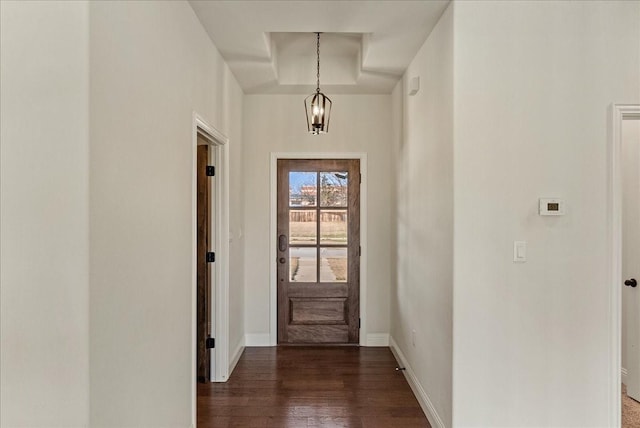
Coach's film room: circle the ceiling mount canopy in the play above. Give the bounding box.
[304,32,332,135]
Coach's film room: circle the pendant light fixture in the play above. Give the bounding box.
[304,32,332,135]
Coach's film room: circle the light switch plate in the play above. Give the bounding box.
[514,241,527,263]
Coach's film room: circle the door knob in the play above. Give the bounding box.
[625,278,637,288]
[279,257,286,264]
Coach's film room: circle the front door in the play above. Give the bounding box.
[277,159,360,344]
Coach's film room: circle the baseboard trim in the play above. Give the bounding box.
[623,367,628,385]
[229,337,245,376]
[245,333,272,346]
[365,333,389,347]
[389,336,445,428]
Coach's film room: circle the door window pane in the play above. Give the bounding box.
[320,210,347,245]
[290,247,317,282]
[289,210,317,245]
[290,172,317,207]
[320,247,347,282]
[320,172,347,207]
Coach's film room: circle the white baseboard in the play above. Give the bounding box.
[229,337,245,376]
[245,333,272,346]
[623,367,628,385]
[389,336,445,428]
[365,333,389,347]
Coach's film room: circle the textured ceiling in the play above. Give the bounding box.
[189,0,450,94]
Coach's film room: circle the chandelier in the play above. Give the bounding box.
[304,32,332,135]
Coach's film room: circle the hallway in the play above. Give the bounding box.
[197,347,430,427]
[3,1,640,426]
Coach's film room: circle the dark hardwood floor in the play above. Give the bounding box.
[197,346,431,428]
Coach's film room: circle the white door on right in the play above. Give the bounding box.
[623,118,640,401]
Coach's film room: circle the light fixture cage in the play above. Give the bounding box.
[304,32,332,135]
[304,91,332,135]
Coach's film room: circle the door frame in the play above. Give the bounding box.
[269,153,368,346]
[608,104,640,427]
[191,113,230,418]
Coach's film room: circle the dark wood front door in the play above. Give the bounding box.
[277,159,360,344]
[197,142,211,382]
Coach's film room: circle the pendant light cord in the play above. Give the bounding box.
[316,32,321,93]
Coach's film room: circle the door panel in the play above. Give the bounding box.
[277,159,360,344]
[290,298,347,324]
[197,142,211,382]
[287,325,349,343]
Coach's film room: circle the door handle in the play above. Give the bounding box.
[625,278,637,288]
[279,257,286,264]
[279,235,287,252]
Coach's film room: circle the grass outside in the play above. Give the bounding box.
[289,221,347,244]
[326,258,347,281]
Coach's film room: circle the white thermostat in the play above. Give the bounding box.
[539,198,565,216]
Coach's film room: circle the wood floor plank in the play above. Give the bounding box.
[197,347,431,428]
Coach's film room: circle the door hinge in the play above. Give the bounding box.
[358,318,361,329]
[206,165,215,177]
[207,252,215,263]
[206,337,215,349]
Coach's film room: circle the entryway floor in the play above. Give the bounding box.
[623,384,640,428]
[197,346,431,427]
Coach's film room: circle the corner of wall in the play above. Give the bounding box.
[389,336,445,428]
[229,335,245,375]
[390,1,454,425]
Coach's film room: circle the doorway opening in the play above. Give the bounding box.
[196,139,215,382]
[192,114,230,425]
[608,104,640,426]
[615,105,640,426]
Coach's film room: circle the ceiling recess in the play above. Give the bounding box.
[189,0,451,94]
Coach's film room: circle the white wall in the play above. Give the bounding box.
[390,3,454,427]
[452,1,640,426]
[242,94,392,344]
[89,1,243,426]
[0,1,90,426]
[622,119,640,380]
[227,66,246,364]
